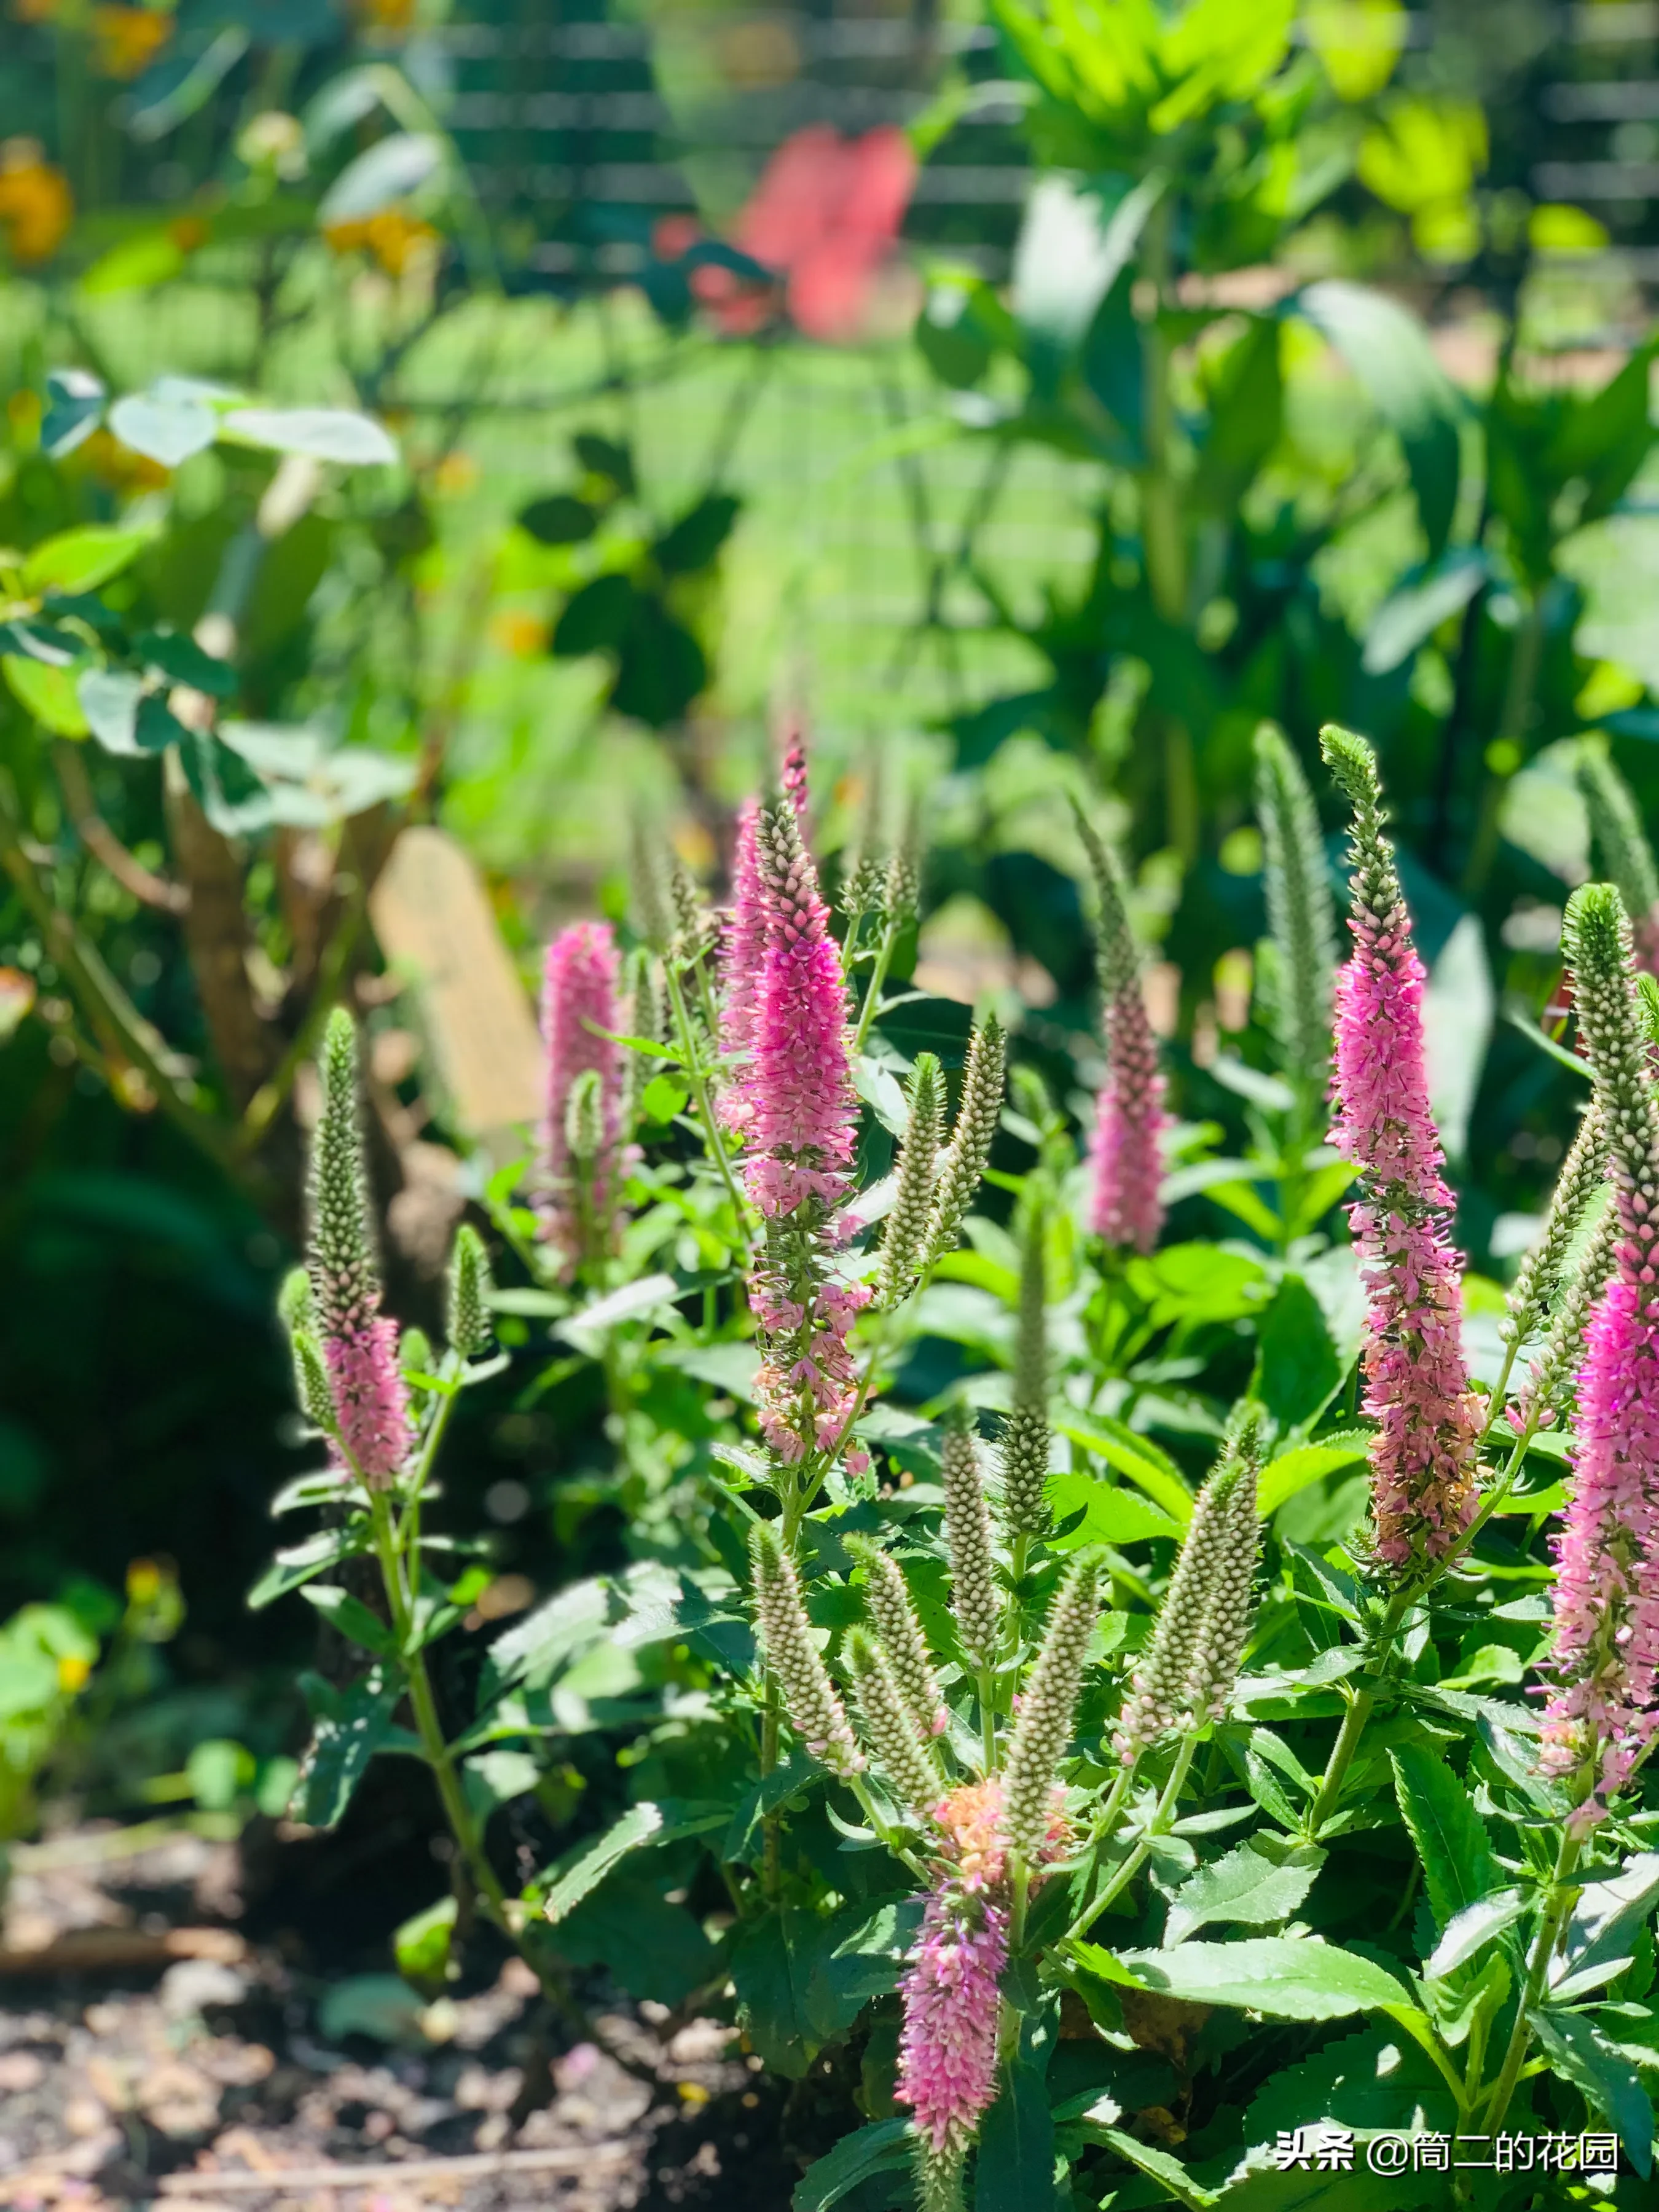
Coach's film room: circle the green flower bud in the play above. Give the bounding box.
[447,1222,493,1360]
[999,1199,1052,1542]
[1113,1408,1263,1760]
[940,1404,999,1673]
[1501,1105,1607,1352]
[876,1053,944,1308]
[1002,1552,1099,1863]
[750,1526,863,1778]
[922,1014,1006,1273]
[565,1066,605,1164]
[845,1535,947,1742]
[846,1628,942,1815]
[308,1008,383,1341]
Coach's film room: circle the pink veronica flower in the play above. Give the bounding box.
[730,756,869,1468]
[539,921,623,1270]
[1330,868,1481,1569]
[1089,979,1166,1252]
[895,1888,1006,2160]
[324,1318,409,1485]
[1540,884,1659,1810]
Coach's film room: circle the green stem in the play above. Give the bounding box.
[1305,1679,1380,1839]
[1069,1736,1196,1943]
[664,960,750,1236]
[1304,1577,1417,1836]
[851,914,899,1054]
[1483,1827,1584,2135]
[1306,1421,1537,1839]
[847,1774,931,1882]
[976,1666,997,1776]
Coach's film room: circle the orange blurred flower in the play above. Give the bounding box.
[10,0,61,20]
[0,139,73,265]
[91,5,173,79]
[358,0,415,26]
[325,208,437,275]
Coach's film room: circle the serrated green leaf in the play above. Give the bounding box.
[1164,1840,1325,1947]
[1054,1413,1193,1524]
[1424,1888,1528,1980]
[1118,1938,1411,2020]
[291,1666,401,1829]
[791,2120,911,2212]
[1389,1746,1500,1936]
[541,1801,665,1924]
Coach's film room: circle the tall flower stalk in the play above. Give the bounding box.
[1539,883,1659,1812]
[1320,725,1481,1575]
[735,774,871,1500]
[308,1008,409,1486]
[1074,807,1166,1254]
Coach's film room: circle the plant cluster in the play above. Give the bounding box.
[261,721,1659,2208]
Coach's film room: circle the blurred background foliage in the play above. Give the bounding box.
[2,0,1659,1841]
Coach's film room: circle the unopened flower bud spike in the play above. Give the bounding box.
[749,1524,864,1779]
[846,1629,943,1816]
[939,1405,1000,1767]
[1498,1103,1607,1408]
[845,1535,947,1743]
[308,1009,410,1488]
[920,1015,1006,1276]
[1000,1196,1053,1574]
[1002,1553,1099,1881]
[876,1053,943,1309]
[1113,1411,1260,1764]
[446,1223,492,1363]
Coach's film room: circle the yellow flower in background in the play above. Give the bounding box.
[0,139,73,265]
[56,1653,92,1693]
[91,4,173,79]
[434,450,479,496]
[490,608,548,657]
[359,0,416,26]
[325,207,439,276]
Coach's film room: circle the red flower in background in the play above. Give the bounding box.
[659,125,916,343]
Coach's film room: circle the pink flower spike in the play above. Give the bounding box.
[895,1888,1006,2160]
[1322,728,1480,1573]
[1089,979,1166,1253]
[539,920,623,1271]
[1539,883,1659,1806]
[324,1317,409,1487]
